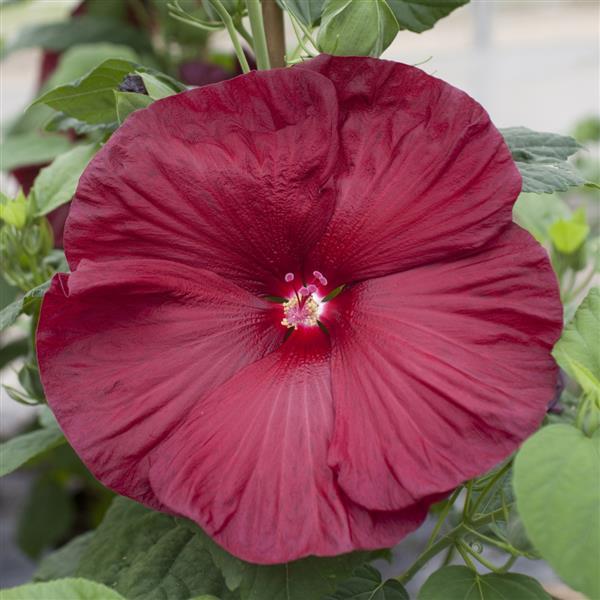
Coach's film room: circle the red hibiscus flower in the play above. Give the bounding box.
[36,55,562,564]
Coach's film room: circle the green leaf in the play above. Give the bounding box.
[17,474,75,559]
[0,280,51,332]
[512,192,571,243]
[75,497,232,600]
[318,0,399,57]
[417,566,550,599]
[279,0,326,26]
[326,564,408,599]
[138,72,179,99]
[3,16,152,55]
[0,190,28,228]
[0,422,66,477]
[34,59,135,125]
[501,127,584,193]
[385,0,468,33]
[514,425,600,599]
[0,131,74,172]
[548,210,590,255]
[1,578,126,600]
[553,287,600,391]
[43,43,140,92]
[31,144,98,216]
[115,91,154,124]
[229,550,378,600]
[35,532,96,582]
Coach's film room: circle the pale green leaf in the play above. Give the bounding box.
[1,578,126,600]
[138,72,179,99]
[553,287,600,387]
[514,425,600,600]
[0,191,28,228]
[115,91,154,124]
[318,0,399,57]
[512,192,571,243]
[418,565,550,599]
[31,144,98,216]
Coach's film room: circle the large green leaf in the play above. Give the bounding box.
[553,287,600,395]
[3,16,152,54]
[34,59,135,125]
[279,0,326,25]
[0,420,65,477]
[0,131,74,172]
[75,497,234,600]
[318,0,399,57]
[31,144,98,216]
[417,566,550,599]
[35,532,96,582]
[325,564,408,599]
[385,0,468,33]
[1,578,126,600]
[514,424,600,600]
[501,127,584,193]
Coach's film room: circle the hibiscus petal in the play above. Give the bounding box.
[324,225,562,511]
[66,68,339,295]
[148,331,428,563]
[36,258,281,508]
[299,55,521,284]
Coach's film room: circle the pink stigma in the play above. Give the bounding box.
[285,273,295,282]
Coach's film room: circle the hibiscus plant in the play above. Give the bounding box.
[0,1,598,599]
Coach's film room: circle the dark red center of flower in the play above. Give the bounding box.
[280,271,328,329]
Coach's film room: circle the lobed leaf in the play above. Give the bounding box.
[501,127,585,193]
[417,566,550,599]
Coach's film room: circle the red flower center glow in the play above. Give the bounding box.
[36,55,562,565]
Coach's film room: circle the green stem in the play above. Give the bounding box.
[463,480,474,516]
[208,0,251,72]
[426,486,462,548]
[459,540,509,574]
[565,266,596,304]
[469,461,511,517]
[463,524,518,555]
[397,531,456,584]
[456,541,478,571]
[234,17,254,46]
[245,0,270,69]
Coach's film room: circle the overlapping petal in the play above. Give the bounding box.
[37,259,281,508]
[299,55,521,285]
[148,331,429,563]
[323,225,562,511]
[65,68,339,295]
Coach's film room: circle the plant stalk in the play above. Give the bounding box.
[246,0,271,69]
[261,0,286,67]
